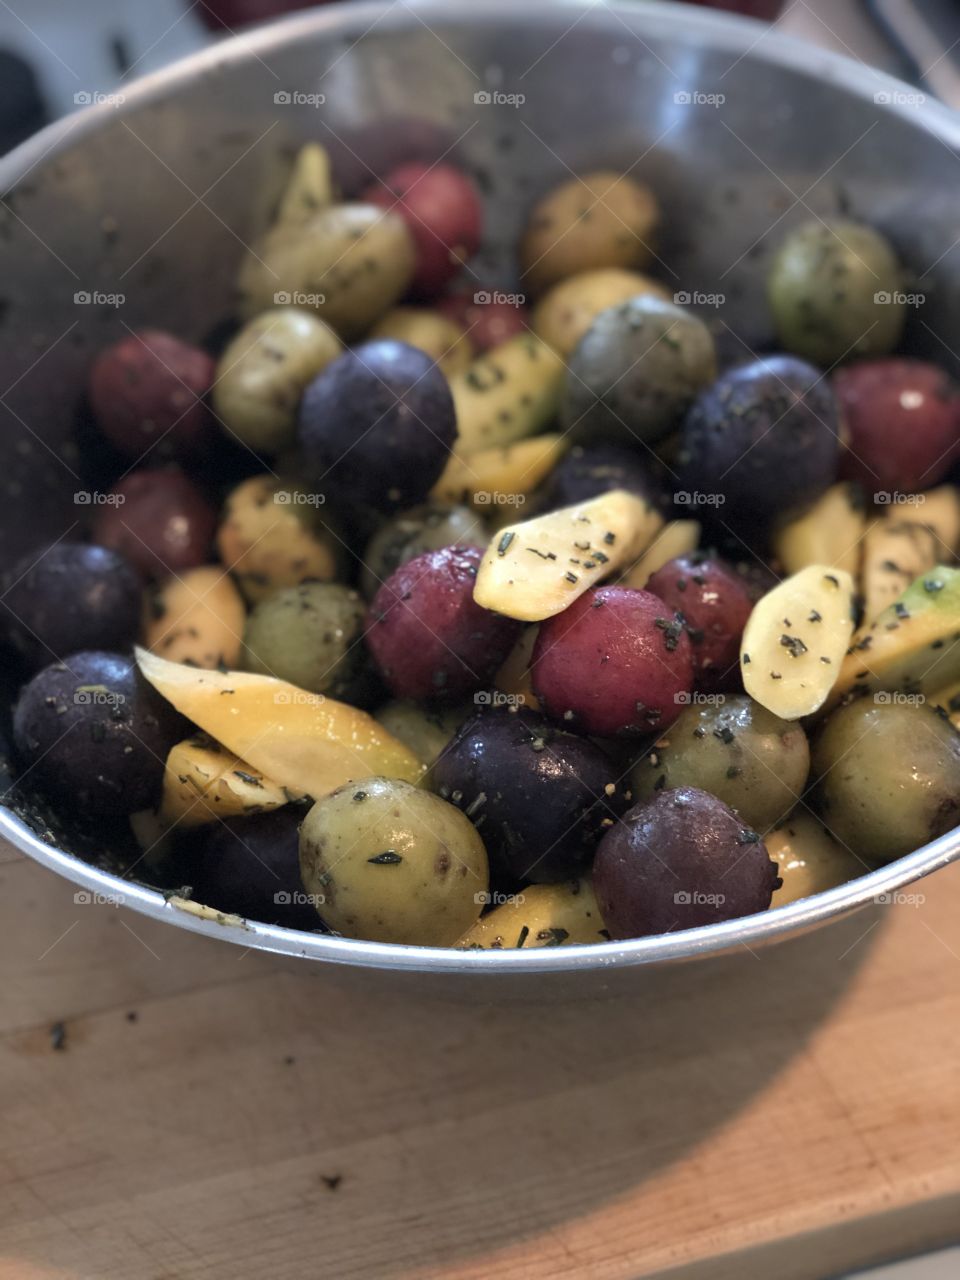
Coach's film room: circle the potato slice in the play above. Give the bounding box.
[913,484,960,555]
[473,489,662,622]
[431,435,568,510]
[451,334,565,453]
[144,567,246,671]
[740,566,856,719]
[136,648,424,798]
[621,520,700,589]
[766,812,864,907]
[493,625,541,711]
[860,518,939,625]
[159,735,290,828]
[456,879,608,949]
[772,483,866,577]
[276,143,335,225]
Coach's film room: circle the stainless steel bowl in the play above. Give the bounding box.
[2,0,960,993]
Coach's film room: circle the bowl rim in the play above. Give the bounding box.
[2,0,960,975]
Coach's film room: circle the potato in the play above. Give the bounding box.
[474,489,662,622]
[136,647,423,799]
[740,566,856,719]
[238,203,415,339]
[451,334,565,453]
[772,483,866,578]
[369,307,472,378]
[275,143,335,225]
[374,701,468,768]
[621,520,700,589]
[216,474,340,604]
[457,879,608,948]
[493,625,541,711]
[158,734,289,828]
[145,566,246,671]
[431,436,568,510]
[766,812,864,906]
[532,267,670,357]
[520,170,660,295]
[299,777,488,945]
[916,485,960,554]
[861,518,939,626]
[212,308,342,454]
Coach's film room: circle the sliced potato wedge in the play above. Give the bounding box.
[493,625,541,711]
[451,334,565,453]
[276,143,335,226]
[772,483,866,577]
[860,518,939,626]
[621,520,700,589]
[144,567,246,671]
[740,565,856,719]
[159,734,291,828]
[456,880,608,949]
[431,435,568,510]
[473,489,662,622]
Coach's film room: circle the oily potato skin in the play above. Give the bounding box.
[238,204,415,339]
[299,777,488,945]
[457,879,608,949]
[766,812,864,906]
[145,566,246,670]
[369,308,473,379]
[532,267,670,357]
[212,308,342,454]
[520,171,660,296]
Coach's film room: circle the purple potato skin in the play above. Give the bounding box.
[191,808,322,931]
[299,340,457,510]
[12,650,184,815]
[678,356,839,524]
[543,444,663,511]
[1,542,142,672]
[593,786,780,939]
[431,706,628,884]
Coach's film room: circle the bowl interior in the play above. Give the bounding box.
[2,0,960,975]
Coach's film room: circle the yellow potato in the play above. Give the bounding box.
[369,307,472,378]
[767,812,865,906]
[457,879,608,949]
[275,143,335,225]
[136,648,424,800]
[621,520,700,589]
[532,267,670,357]
[772,483,866,578]
[519,171,660,295]
[493,625,541,712]
[145,566,246,671]
[431,435,568,510]
[451,334,565,453]
[860,519,939,626]
[474,489,662,622]
[158,735,290,828]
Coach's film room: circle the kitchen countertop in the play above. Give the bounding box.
[1,846,958,1279]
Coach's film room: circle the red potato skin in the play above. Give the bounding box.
[593,787,781,940]
[437,289,529,353]
[531,586,695,737]
[365,545,522,700]
[834,358,960,493]
[361,163,483,298]
[646,554,754,691]
[89,329,215,462]
[91,469,217,581]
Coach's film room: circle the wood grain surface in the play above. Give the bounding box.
[0,849,958,1280]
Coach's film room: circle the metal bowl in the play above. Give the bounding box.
[2,0,960,993]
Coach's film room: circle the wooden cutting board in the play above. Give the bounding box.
[0,845,957,1280]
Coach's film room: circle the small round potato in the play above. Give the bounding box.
[369,307,473,378]
[212,308,342,454]
[360,502,486,600]
[456,879,609,949]
[766,812,864,907]
[145,566,246,670]
[238,203,416,339]
[216,474,340,604]
[519,171,660,296]
[242,581,366,697]
[374,700,469,768]
[299,777,489,945]
[532,267,670,357]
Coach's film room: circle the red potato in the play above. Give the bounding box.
[89,329,215,462]
[361,163,483,298]
[365,545,522,700]
[437,288,529,353]
[91,468,217,580]
[834,358,960,494]
[646,553,755,691]
[531,586,695,737]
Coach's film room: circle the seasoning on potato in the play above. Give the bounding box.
[531,267,670,357]
[145,566,246,671]
[457,879,608,949]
